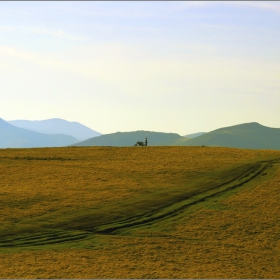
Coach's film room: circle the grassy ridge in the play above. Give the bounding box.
[184,122,280,149]
[0,146,280,278]
[73,130,184,146]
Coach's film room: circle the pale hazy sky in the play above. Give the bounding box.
[1,1,280,135]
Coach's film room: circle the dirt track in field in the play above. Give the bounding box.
[94,158,280,234]
[1,157,278,249]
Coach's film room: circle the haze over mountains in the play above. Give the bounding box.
[1,118,280,150]
[184,132,206,138]
[8,118,101,141]
[0,118,78,148]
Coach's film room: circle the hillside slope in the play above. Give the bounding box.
[73,130,186,146]
[0,118,78,148]
[183,122,280,149]
[8,118,101,141]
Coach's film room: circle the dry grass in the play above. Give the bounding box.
[0,146,280,278]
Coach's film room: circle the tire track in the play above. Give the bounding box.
[1,158,278,247]
[96,158,280,234]
[0,230,89,248]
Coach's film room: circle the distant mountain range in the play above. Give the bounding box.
[1,118,280,150]
[0,118,78,148]
[8,118,101,141]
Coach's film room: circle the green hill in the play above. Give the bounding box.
[72,130,186,147]
[72,123,280,149]
[183,122,280,150]
[0,118,79,148]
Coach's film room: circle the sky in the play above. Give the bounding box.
[1,1,280,135]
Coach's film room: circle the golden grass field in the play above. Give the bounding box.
[0,146,280,278]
